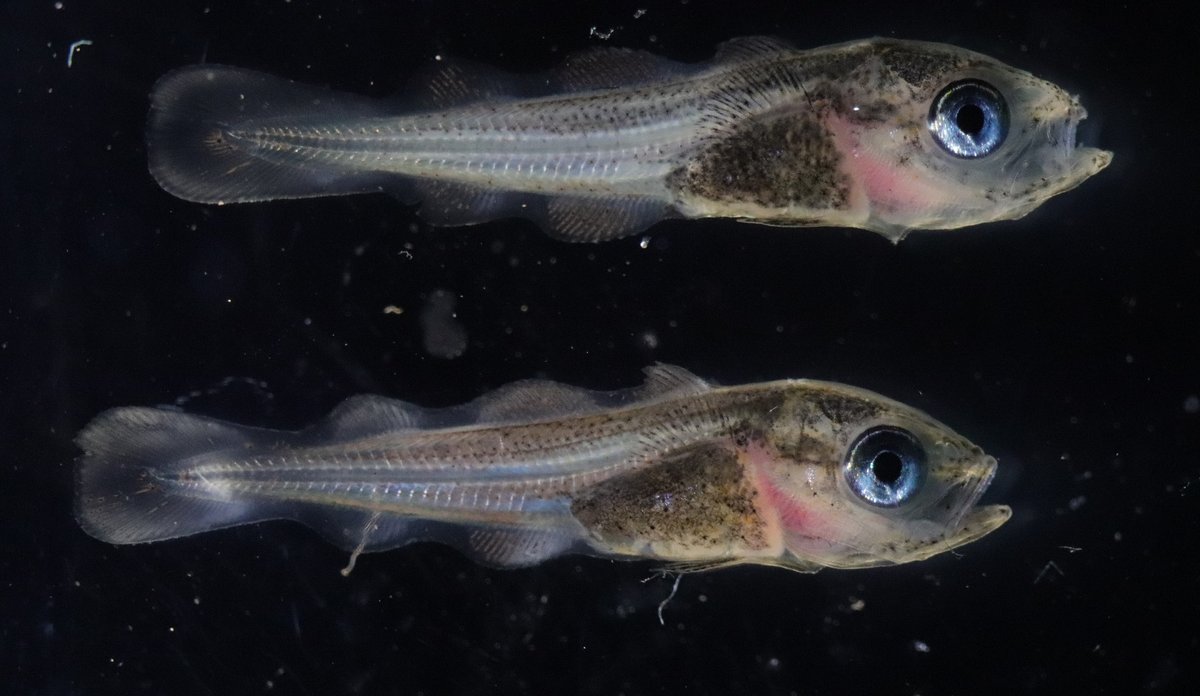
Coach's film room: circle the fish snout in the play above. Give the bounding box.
[1049,94,1113,178]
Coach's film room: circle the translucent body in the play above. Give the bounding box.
[76,366,1010,571]
[147,37,1110,241]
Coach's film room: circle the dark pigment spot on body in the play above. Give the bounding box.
[670,110,850,211]
[571,441,766,551]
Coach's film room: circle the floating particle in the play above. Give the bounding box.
[66,39,92,68]
[420,289,468,359]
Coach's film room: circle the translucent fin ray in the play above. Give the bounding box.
[75,407,275,545]
[405,59,538,109]
[465,524,580,568]
[404,185,672,242]
[467,380,604,423]
[148,64,389,204]
[303,395,426,443]
[711,36,794,63]
[550,47,695,91]
[635,364,712,400]
[542,195,673,242]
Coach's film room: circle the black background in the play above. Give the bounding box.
[3,1,1197,694]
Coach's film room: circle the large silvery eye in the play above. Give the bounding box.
[844,426,927,507]
[928,79,1009,158]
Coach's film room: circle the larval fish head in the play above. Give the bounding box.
[831,39,1112,240]
[754,383,1011,569]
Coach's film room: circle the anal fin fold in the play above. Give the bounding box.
[542,195,673,242]
[400,180,673,242]
[467,524,579,568]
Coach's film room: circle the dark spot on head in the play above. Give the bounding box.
[875,42,972,87]
[814,393,882,424]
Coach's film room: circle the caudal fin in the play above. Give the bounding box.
[147,64,387,205]
[74,407,270,545]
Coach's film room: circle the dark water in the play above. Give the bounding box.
[3,1,1196,694]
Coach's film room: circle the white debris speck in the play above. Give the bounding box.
[913,640,930,653]
[641,331,658,349]
[849,598,865,611]
[1184,395,1199,414]
[1068,495,1087,511]
[639,236,651,249]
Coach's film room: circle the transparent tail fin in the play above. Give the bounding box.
[74,407,270,545]
[74,403,589,565]
[147,64,386,204]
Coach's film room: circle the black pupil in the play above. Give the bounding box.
[871,451,904,484]
[955,103,985,135]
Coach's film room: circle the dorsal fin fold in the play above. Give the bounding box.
[469,380,602,423]
[405,59,535,109]
[712,36,794,63]
[551,47,693,91]
[636,364,712,400]
[306,395,425,442]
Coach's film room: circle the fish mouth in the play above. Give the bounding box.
[1052,96,1113,182]
[939,454,1011,552]
[942,503,1012,553]
[998,96,1111,216]
[960,455,998,514]
[830,454,1011,568]
[897,456,1010,563]
[936,451,1003,528]
[824,496,1012,568]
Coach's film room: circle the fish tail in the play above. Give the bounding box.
[74,406,270,545]
[147,64,386,204]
